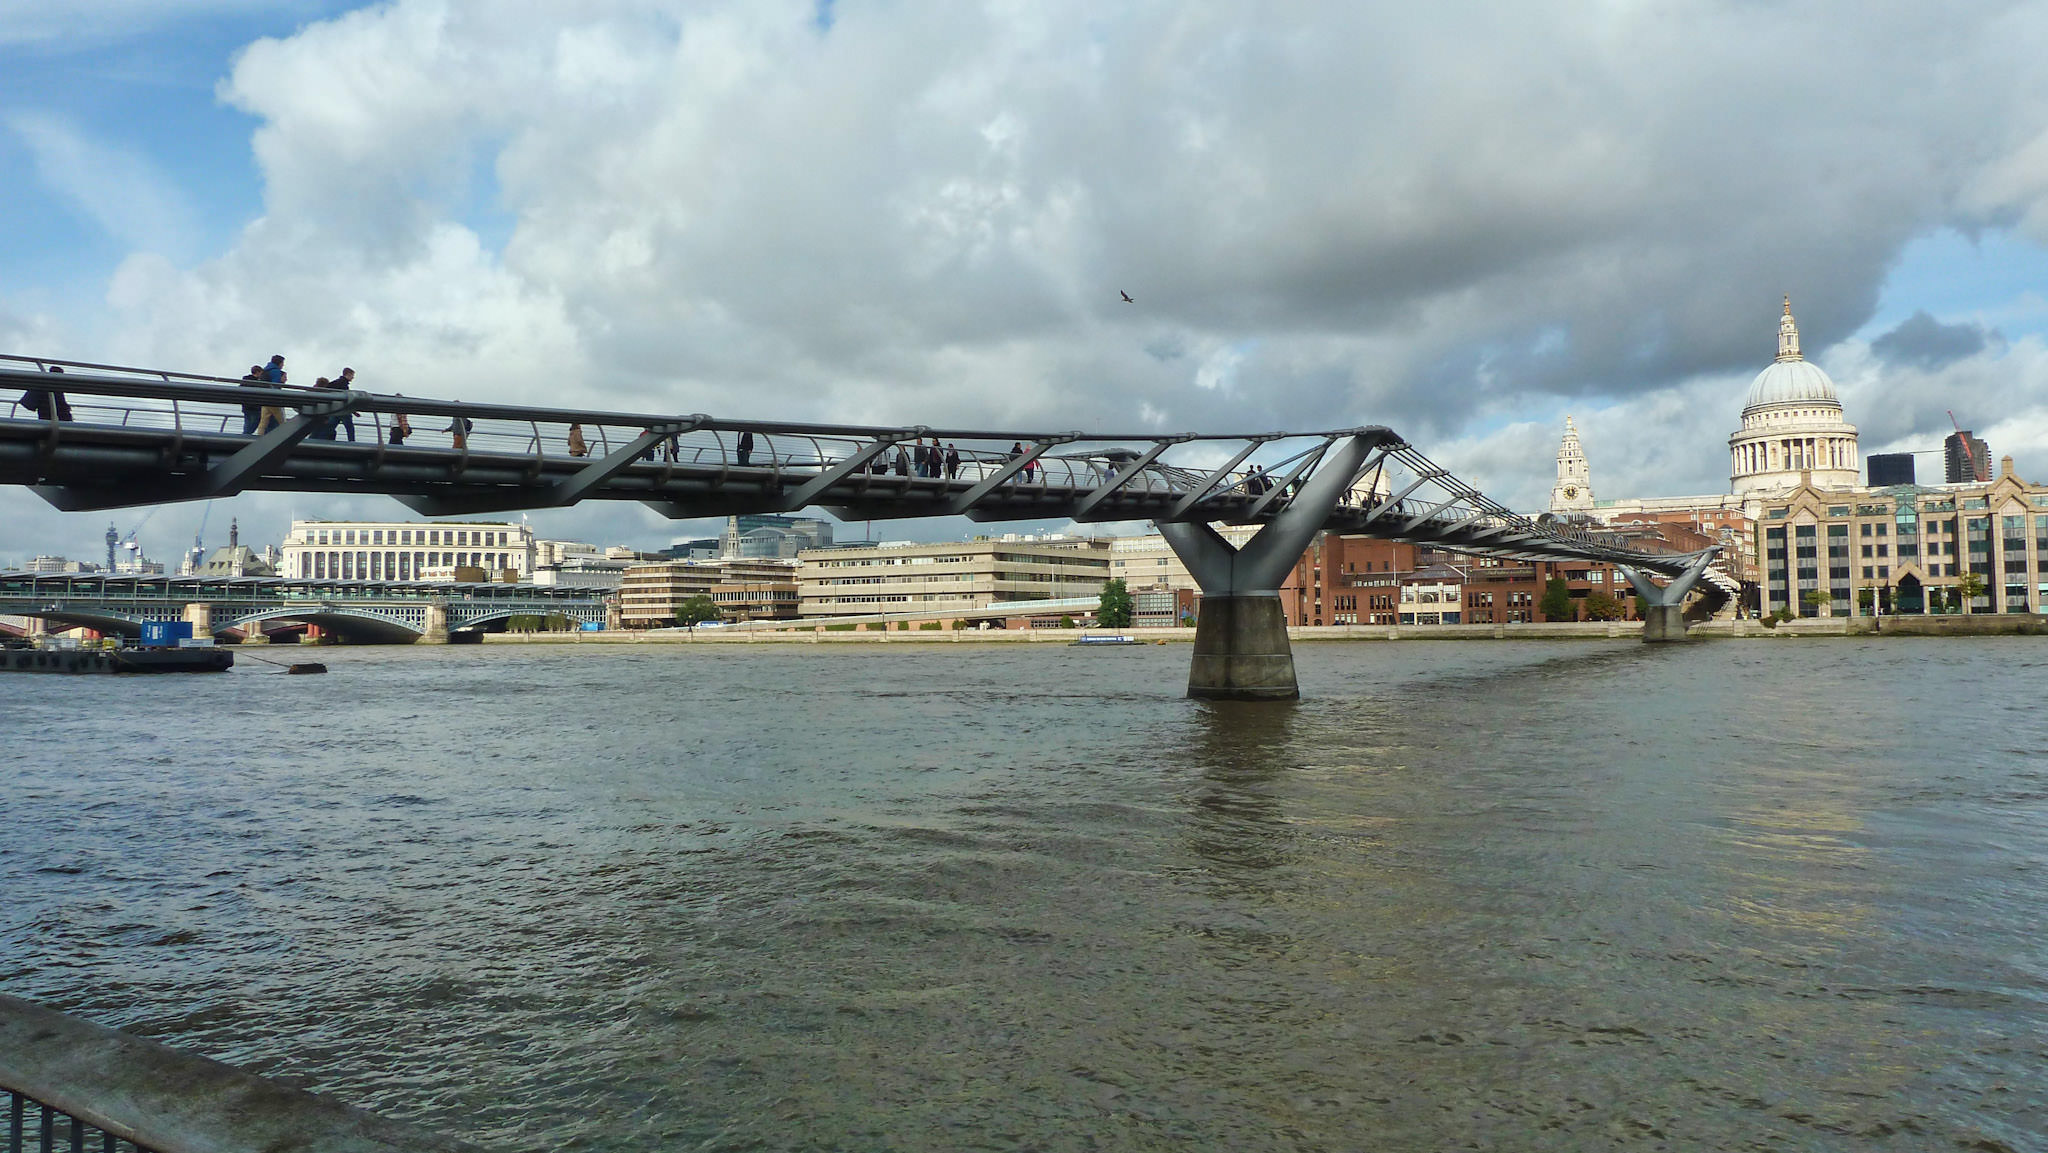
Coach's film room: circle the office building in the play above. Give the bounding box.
[279,519,536,582]
[1754,456,2048,616]
[797,537,1110,619]
[1946,431,1990,483]
[1867,452,1916,487]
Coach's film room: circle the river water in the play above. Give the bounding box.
[4,638,2046,1151]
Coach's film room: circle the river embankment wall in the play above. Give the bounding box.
[482,616,2048,645]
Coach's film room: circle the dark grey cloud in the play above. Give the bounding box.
[18,0,2048,556]
[1871,310,1998,370]
[195,0,2048,435]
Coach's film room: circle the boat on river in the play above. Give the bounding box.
[1,640,233,674]
[1071,633,1142,646]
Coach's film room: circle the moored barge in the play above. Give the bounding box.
[2,643,233,674]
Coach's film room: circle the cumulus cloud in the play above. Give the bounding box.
[15,0,2048,559]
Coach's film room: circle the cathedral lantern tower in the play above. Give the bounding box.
[1549,416,1595,515]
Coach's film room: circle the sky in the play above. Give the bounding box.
[9,0,2048,567]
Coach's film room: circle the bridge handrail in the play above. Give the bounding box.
[1,359,1400,446]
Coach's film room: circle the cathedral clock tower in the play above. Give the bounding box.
[1549,416,1594,515]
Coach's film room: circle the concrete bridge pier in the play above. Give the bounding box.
[1160,433,1384,700]
[418,601,450,645]
[1618,549,1720,643]
[182,603,212,636]
[1183,593,1298,699]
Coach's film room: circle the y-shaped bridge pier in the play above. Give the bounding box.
[2,356,1720,698]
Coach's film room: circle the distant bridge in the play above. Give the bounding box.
[0,571,606,644]
[1,355,1720,696]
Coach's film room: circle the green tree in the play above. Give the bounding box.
[1583,591,1625,621]
[1538,577,1574,622]
[1801,588,1832,617]
[1097,578,1134,629]
[1956,571,1987,613]
[1857,587,1875,614]
[677,594,721,630]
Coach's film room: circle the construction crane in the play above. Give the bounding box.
[184,502,215,575]
[1948,411,1982,482]
[105,507,163,573]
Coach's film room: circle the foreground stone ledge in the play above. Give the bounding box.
[0,994,485,1153]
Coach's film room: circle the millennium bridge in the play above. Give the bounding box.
[1,355,1721,697]
[0,570,606,645]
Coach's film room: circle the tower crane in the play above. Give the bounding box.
[105,506,163,573]
[185,502,215,574]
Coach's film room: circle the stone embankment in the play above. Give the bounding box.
[484,616,2048,644]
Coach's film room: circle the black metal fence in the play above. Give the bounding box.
[5,1091,156,1153]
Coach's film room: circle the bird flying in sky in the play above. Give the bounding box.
[1120,290,1133,303]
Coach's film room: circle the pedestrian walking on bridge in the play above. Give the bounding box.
[239,365,265,434]
[17,365,74,422]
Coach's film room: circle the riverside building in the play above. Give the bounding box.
[619,559,800,626]
[279,519,536,582]
[796,537,1111,620]
[1754,456,2048,617]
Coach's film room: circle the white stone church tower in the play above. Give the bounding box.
[1549,416,1595,515]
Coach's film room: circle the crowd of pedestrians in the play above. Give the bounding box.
[864,437,967,478]
[236,354,464,448]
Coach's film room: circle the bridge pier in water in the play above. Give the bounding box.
[417,601,450,645]
[1160,433,1382,700]
[1618,551,1718,643]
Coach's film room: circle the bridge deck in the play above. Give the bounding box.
[2,356,1703,576]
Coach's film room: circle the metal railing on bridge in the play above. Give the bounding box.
[1,354,1702,576]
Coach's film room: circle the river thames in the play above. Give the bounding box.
[4,638,2045,1151]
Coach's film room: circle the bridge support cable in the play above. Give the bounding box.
[1161,438,1275,521]
[1068,437,1188,522]
[399,418,708,516]
[1157,432,1383,701]
[31,398,351,513]
[771,432,918,513]
[941,436,1077,516]
[1241,439,1332,521]
[1615,548,1720,643]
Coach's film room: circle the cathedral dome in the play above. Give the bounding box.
[1728,296,1859,499]
[1744,358,1840,410]
[1742,296,1839,411]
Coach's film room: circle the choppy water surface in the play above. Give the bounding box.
[5,639,2048,1151]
